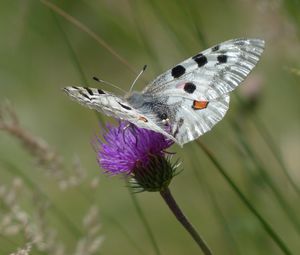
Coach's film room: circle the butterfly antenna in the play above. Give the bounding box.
[129,65,147,93]
[93,76,127,93]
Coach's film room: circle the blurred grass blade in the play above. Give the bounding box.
[51,11,105,126]
[0,233,19,253]
[190,148,242,255]
[196,141,293,255]
[0,159,82,240]
[235,93,300,198]
[52,12,88,85]
[40,0,137,75]
[253,115,300,197]
[177,0,208,48]
[145,0,190,54]
[105,215,146,254]
[284,0,300,38]
[128,0,163,73]
[231,120,300,235]
[127,186,161,255]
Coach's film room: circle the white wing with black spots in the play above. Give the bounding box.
[143,38,265,100]
[165,95,230,145]
[64,86,132,119]
[63,86,175,141]
[64,38,265,146]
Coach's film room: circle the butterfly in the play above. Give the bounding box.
[64,38,265,146]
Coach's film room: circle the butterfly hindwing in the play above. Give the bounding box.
[126,91,229,146]
[166,94,230,145]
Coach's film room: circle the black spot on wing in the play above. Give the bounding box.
[118,102,132,110]
[78,90,90,100]
[212,45,220,52]
[217,54,227,63]
[171,65,186,78]
[184,82,196,94]
[85,87,94,96]
[192,53,208,67]
[97,89,105,94]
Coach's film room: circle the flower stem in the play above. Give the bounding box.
[160,187,212,255]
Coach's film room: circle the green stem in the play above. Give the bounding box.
[128,187,161,255]
[105,214,146,255]
[40,0,137,75]
[52,12,88,85]
[52,11,105,127]
[196,141,293,255]
[253,115,300,197]
[160,187,212,255]
[128,0,163,74]
[235,93,300,198]
[190,149,242,255]
[231,120,300,235]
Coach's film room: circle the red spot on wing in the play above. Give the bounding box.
[192,100,209,110]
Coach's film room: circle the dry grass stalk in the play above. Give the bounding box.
[9,242,32,255]
[74,205,104,255]
[0,101,86,190]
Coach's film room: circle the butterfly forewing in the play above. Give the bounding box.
[143,38,265,100]
[63,86,176,142]
[64,86,132,119]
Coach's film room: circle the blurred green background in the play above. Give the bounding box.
[1,0,300,254]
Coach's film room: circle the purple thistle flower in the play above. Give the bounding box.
[93,122,211,254]
[96,121,174,175]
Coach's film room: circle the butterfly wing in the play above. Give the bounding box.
[139,38,264,145]
[128,92,229,146]
[63,86,176,141]
[64,38,264,146]
[143,38,265,100]
[164,94,230,145]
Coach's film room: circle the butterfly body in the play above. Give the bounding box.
[64,38,265,146]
